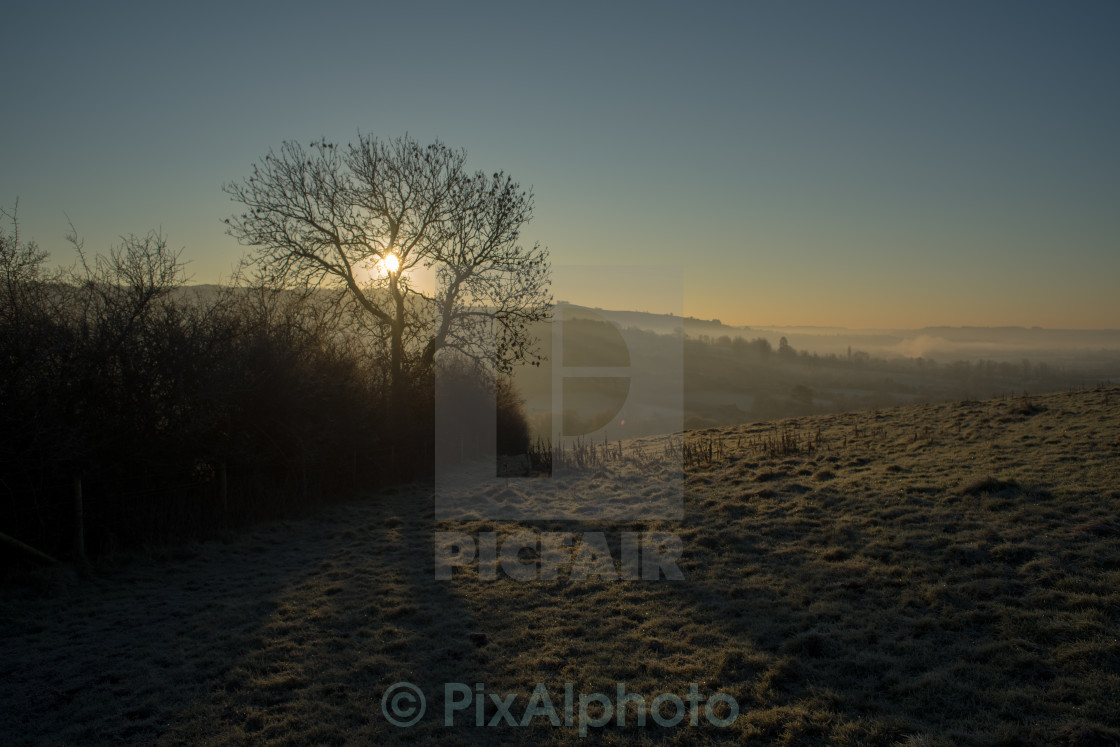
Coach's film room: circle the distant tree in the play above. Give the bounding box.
[495,376,530,456]
[778,336,795,357]
[223,134,551,404]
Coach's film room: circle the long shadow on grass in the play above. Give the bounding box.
[657,480,1120,745]
[147,481,500,746]
[25,456,1103,746]
[0,483,486,746]
[399,475,1120,745]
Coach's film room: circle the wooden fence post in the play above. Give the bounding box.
[73,473,86,563]
[219,461,229,519]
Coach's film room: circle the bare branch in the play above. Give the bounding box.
[224,134,551,392]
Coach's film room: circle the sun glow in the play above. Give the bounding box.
[382,253,400,273]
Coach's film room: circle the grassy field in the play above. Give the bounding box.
[3,386,1119,745]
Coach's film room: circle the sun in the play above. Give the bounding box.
[355,252,402,284]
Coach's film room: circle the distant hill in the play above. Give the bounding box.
[554,302,1120,364]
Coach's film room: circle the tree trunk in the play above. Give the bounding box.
[390,321,405,402]
[388,277,408,478]
[389,273,407,406]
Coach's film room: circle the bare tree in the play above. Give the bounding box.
[0,200,51,328]
[223,134,551,401]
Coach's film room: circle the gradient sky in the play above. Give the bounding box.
[3,1,1117,329]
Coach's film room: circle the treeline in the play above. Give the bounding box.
[682,332,1111,428]
[0,218,524,564]
[687,333,1074,386]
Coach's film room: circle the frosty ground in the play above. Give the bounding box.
[3,387,1119,745]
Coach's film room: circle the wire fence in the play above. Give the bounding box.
[1,445,427,566]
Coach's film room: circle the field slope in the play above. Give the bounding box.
[2,387,1119,745]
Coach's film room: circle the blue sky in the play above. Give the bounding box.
[3,1,1118,328]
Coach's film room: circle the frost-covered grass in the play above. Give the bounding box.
[3,386,1118,744]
